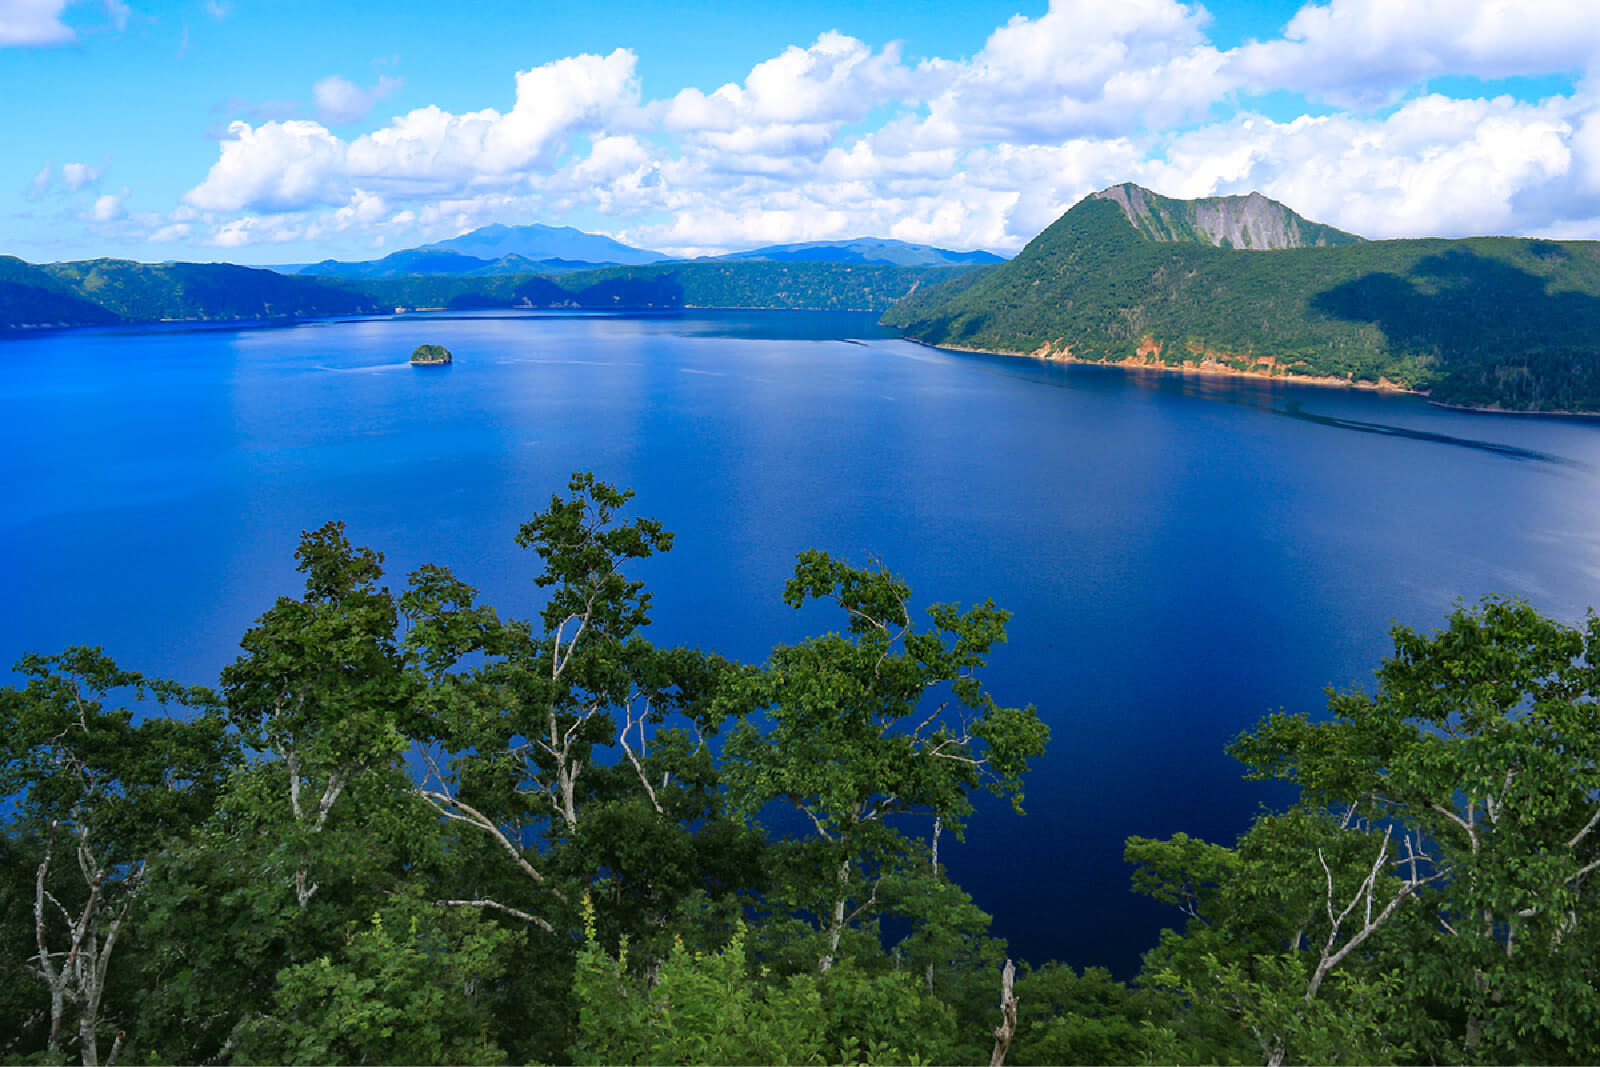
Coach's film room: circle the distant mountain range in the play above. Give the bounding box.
[0,253,975,329]
[712,238,1004,267]
[278,225,1006,280]
[17,188,1600,413]
[884,182,1600,412]
[420,222,671,265]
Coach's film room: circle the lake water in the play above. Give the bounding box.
[6,308,1600,977]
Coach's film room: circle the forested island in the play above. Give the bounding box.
[410,343,453,365]
[5,473,1600,1065]
[884,185,1600,413]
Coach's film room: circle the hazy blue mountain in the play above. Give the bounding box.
[715,237,1005,267]
[420,222,669,265]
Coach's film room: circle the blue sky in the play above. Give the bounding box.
[5,0,1598,264]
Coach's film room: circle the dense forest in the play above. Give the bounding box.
[883,196,1600,412]
[0,257,972,329]
[6,473,1600,1065]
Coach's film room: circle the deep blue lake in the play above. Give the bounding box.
[6,308,1600,977]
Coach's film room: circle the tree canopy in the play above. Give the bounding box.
[3,479,1599,1065]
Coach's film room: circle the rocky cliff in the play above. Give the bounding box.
[1091,183,1361,250]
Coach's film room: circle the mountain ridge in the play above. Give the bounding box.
[1091,183,1362,250]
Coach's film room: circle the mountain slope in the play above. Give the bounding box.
[355,261,976,313]
[882,187,1600,412]
[420,223,669,265]
[0,256,121,328]
[0,259,381,327]
[715,238,1004,267]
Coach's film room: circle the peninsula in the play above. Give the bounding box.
[882,184,1600,413]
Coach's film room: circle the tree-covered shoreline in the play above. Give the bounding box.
[6,475,1600,1065]
[884,196,1600,413]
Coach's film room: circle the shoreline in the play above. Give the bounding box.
[911,339,1600,418]
[913,338,1424,395]
[1424,399,1600,420]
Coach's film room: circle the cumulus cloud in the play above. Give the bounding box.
[909,0,1227,147]
[313,74,403,126]
[1230,0,1600,107]
[185,48,639,213]
[166,0,1600,256]
[84,192,125,221]
[61,161,101,190]
[0,0,75,46]
[1135,94,1582,238]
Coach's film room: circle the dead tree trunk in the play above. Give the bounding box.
[989,958,1018,1067]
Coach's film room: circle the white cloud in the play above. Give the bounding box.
[908,0,1227,147]
[166,0,1600,256]
[25,160,53,199]
[185,49,639,213]
[1230,0,1600,107]
[1140,93,1584,238]
[61,161,101,190]
[85,192,125,221]
[0,0,74,46]
[313,73,403,126]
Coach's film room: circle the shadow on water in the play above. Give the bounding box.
[926,348,1588,469]
[1269,400,1584,467]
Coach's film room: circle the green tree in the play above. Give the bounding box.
[228,894,517,1066]
[220,520,418,910]
[403,474,761,957]
[722,550,1048,973]
[1130,596,1600,1064]
[0,648,233,1065]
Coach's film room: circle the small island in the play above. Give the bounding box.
[410,343,453,365]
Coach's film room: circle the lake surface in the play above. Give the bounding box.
[6,308,1600,977]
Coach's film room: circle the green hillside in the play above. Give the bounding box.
[0,255,974,329]
[39,259,381,323]
[356,260,975,313]
[882,193,1600,412]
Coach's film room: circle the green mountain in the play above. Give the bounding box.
[357,261,976,313]
[0,258,381,328]
[882,186,1600,412]
[0,256,120,328]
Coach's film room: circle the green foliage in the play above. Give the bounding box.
[229,896,516,1066]
[572,897,951,1066]
[1011,962,1173,1066]
[356,261,977,313]
[23,258,379,324]
[884,196,1600,411]
[410,343,453,364]
[1129,596,1600,1064]
[722,550,1047,970]
[17,474,1600,1066]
